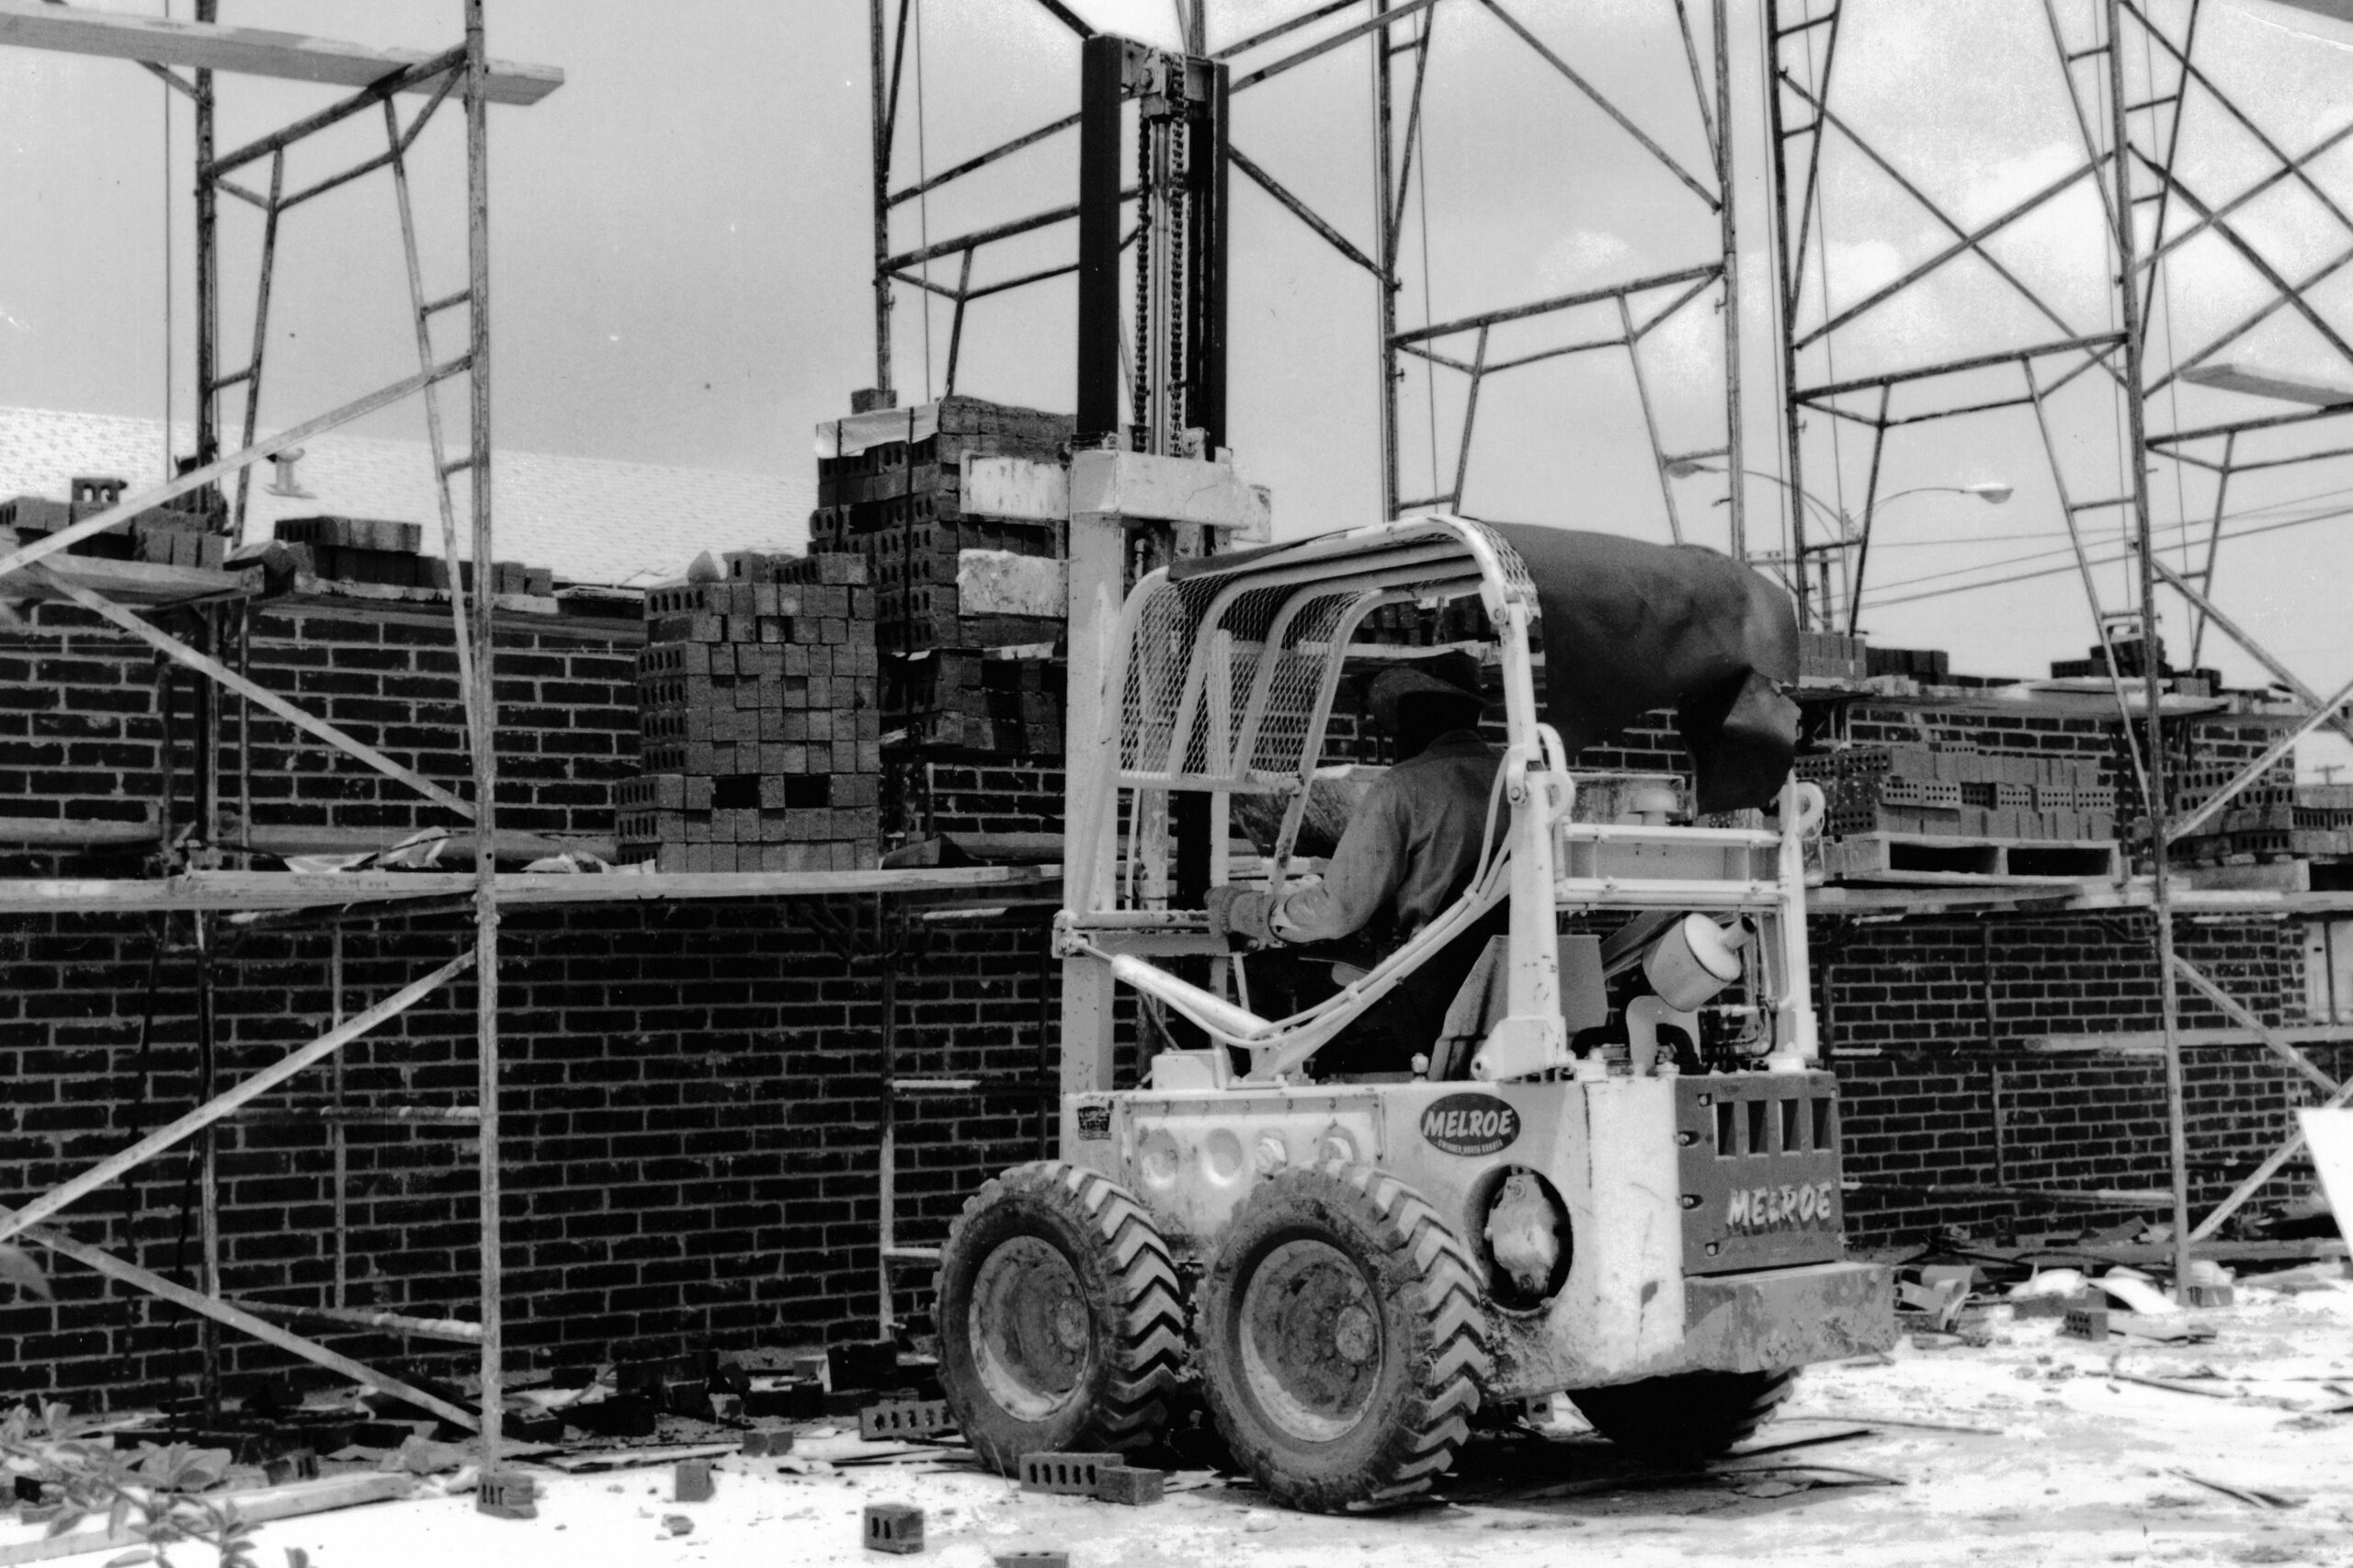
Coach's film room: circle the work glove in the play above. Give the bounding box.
[1204,883,1278,949]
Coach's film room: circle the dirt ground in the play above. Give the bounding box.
[33,1264,2353,1568]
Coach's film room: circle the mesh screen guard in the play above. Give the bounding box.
[1117,517,1530,788]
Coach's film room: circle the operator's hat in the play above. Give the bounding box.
[1367,658,1487,734]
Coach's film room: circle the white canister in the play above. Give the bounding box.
[1643,914,1745,1011]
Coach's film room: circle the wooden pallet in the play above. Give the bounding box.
[1821,832,2123,885]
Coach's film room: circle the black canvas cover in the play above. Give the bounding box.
[1484,524,1800,812]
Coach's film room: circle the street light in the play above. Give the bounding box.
[1664,460,2010,630]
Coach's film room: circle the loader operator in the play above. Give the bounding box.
[1204,662,1508,1078]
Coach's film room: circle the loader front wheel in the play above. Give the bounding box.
[1567,1368,1798,1465]
[1198,1163,1489,1513]
[935,1163,1187,1473]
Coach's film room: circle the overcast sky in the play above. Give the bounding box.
[6,0,2353,744]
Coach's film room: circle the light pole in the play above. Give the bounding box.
[1665,460,2010,631]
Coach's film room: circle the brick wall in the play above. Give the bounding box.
[0,897,1059,1406]
[1818,912,2339,1246]
[0,591,2334,1411]
[0,594,637,876]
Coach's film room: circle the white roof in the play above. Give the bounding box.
[0,406,810,588]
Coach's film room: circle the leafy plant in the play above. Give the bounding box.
[0,1403,260,1568]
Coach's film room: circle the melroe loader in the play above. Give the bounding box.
[934,506,1895,1512]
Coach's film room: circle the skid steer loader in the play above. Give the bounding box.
[934,502,1895,1513]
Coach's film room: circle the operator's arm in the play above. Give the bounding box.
[1207,778,1408,949]
[1267,783,1406,944]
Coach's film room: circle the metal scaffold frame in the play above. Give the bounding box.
[866,0,1752,551]
[1764,0,2353,1290]
[0,0,558,1485]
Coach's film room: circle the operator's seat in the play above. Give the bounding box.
[1426,934,1608,1079]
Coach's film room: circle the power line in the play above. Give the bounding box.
[1862,500,2353,610]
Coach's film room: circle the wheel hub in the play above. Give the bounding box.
[968,1234,1094,1422]
[1235,1238,1382,1443]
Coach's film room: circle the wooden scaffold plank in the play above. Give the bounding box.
[0,0,562,104]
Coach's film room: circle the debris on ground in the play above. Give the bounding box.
[4,1275,2342,1566]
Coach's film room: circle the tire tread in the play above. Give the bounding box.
[1199,1160,1491,1512]
[935,1162,1187,1471]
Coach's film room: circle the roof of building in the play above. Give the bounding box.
[0,406,810,587]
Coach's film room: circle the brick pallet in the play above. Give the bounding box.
[620,552,881,871]
[1797,744,2115,842]
[1820,832,2124,882]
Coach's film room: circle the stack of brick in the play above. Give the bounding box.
[884,650,1061,756]
[618,552,881,872]
[2048,635,2221,691]
[811,395,1071,656]
[1797,744,2116,841]
[1356,599,1488,646]
[1865,644,1949,684]
[2173,767,2347,862]
[276,516,553,597]
[3,476,229,570]
[1798,630,1869,685]
[810,395,1072,758]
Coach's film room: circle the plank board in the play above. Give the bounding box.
[0,1471,414,1566]
[2257,1,2353,29]
[0,1,562,105]
[0,863,1062,915]
[2028,1023,2353,1057]
[2180,361,2353,406]
[1,552,260,607]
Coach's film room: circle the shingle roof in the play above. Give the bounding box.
[0,406,811,587]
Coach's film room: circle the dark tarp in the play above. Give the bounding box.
[1484,523,1800,813]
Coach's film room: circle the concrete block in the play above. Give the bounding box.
[864,1503,924,1555]
[674,1459,714,1502]
[995,1554,1069,1568]
[957,549,1066,618]
[1020,1453,1120,1495]
[476,1471,538,1521]
[262,1449,319,1485]
[1093,1465,1165,1506]
[741,1427,796,1457]
[2062,1305,2109,1342]
[859,1399,953,1442]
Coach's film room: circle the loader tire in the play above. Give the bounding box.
[1198,1163,1489,1513]
[935,1162,1187,1474]
[1567,1368,1798,1465]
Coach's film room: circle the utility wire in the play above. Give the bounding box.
[1862,499,2353,609]
[1859,481,2353,555]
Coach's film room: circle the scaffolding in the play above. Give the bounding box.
[865,0,1755,551]
[0,0,551,1485]
[1764,0,2353,1284]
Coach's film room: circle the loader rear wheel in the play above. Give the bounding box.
[1198,1163,1489,1513]
[1567,1368,1798,1465]
[935,1162,1187,1474]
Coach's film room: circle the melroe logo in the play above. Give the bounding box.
[1419,1093,1520,1156]
[1726,1181,1836,1232]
